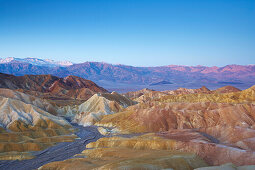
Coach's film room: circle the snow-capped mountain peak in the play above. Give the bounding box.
[0,57,73,67]
[44,59,73,66]
[0,57,15,63]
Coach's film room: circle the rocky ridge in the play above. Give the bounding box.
[0,73,108,105]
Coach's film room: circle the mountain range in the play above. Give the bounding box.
[0,57,254,92]
[1,67,255,169]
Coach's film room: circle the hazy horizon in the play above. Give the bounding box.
[1,56,255,67]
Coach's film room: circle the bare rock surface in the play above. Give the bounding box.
[71,92,136,126]
[0,73,108,106]
[195,163,255,170]
[40,134,208,170]
[94,86,255,166]
[0,123,102,170]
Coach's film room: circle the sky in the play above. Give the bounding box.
[0,0,254,66]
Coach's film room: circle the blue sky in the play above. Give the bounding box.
[0,0,254,66]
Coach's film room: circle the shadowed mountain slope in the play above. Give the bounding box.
[0,73,107,93]
[0,73,108,105]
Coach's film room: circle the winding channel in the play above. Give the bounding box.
[0,122,103,170]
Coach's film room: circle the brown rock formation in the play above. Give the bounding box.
[213,86,241,93]
[97,102,255,133]
[95,85,255,166]
[0,73,108,105]
[157,130,255,166]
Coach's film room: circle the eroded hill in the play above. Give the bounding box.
[0,73,108,105]
[0,88,76,160]
[1,73,255,169]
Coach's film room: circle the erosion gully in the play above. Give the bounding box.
[0,120,103,170]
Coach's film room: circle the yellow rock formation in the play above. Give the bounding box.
[0,89,77,159]
[72,92,135,126]
[159,85,255,104]
[93,86,255,166]
[40,134,208,170]
[0,151,34,160]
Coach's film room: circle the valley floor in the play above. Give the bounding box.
[0,122,102,170]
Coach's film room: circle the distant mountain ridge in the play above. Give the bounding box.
[150,81,173,86]
[0,57,254,92]
[0,57,73,67]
